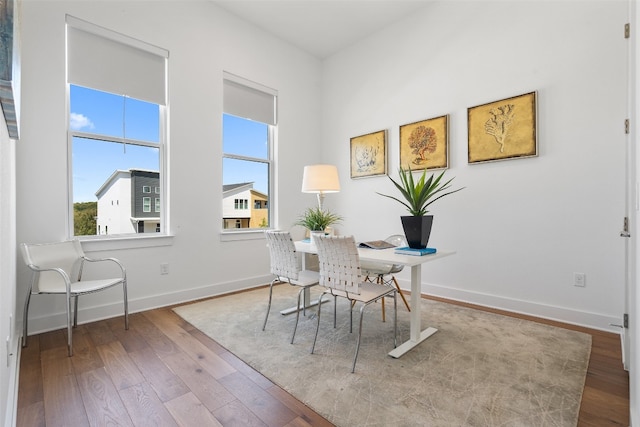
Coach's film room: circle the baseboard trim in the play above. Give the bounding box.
[4,339,20,427]
[410,280,622,333]
[24,274,621,336]
[24,274,272,335]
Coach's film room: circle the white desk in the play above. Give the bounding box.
[294,240,455,358]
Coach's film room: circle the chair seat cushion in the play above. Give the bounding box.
[325,281,394,303]
[39,278,124,294]
[290,269,320,287]
[360,261,404,276]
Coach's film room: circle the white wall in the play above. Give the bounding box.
[321,0,629,331]
[0,90,18,427]
[631,0,638,423]
[16,0,323,333]
[10,0,636,423]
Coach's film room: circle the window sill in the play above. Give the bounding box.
[219,230,267,242]
[79,234,175,252]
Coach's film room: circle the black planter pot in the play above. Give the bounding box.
[401,215,434,249]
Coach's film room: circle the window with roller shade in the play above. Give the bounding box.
[222,73,277,231]
[66,15,168,237]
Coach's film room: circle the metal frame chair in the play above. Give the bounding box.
[263,230,320,344]
[311,235,397,373]
[20,239,128,356]
[360,234,411,322]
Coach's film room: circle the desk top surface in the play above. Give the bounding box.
[294,240,455,267]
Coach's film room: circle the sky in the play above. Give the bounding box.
[70,85,269,202]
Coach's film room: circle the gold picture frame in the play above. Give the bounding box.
[350,129,387,179]
[399,115,449,171]
[468,91,537,164]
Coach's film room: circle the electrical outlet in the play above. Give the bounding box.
[160,263,169,275]
[573,272,586,287]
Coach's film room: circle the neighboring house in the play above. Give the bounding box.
[95,169,161,235]
[222,182,269,229]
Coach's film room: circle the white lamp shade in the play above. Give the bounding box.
[301,164,340,193]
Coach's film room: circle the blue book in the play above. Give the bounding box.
[394,246,437,256]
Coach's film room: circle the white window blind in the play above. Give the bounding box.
[66,15,168,106]
[223,73,277,125]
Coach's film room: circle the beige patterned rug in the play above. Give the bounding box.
[174,285,591,427]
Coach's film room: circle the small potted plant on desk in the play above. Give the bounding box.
[295,206,342,244]
[377,166,463,249]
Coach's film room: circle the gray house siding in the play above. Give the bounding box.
[131,170,160,218]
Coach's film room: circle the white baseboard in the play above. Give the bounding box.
[408,280,622,333]
[24,274,272,336]
[24,274,621,337]
[4,339,20,427]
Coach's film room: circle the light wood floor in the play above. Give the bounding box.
[17,290,629,427]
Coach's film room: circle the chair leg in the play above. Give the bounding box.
[66,293,73,357]
[378,275,387,323]
[352,303,368,373]
[123,279,129,330]
[262,279,276,331]
[393,290,398,348]
[333,295,338,329]
[311,293,325,354]
[392,276,411,312]
[22,291,31,348]
[73,295,79,327]
[349,299,354,333]
[291,287,304,344]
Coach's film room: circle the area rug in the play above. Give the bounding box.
[173,285,591,427]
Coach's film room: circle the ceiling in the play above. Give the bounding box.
[210,1,432,59]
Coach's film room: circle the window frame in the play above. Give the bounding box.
[221,73,276,237]
[66,100,169,243]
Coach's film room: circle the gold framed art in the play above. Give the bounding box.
[399,115,448,171]
[468,91,537,164]
[350,129,387,179]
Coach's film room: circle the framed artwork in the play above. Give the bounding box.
[399,115,448,171]
[468,91,537,164]
[350,129,387,179]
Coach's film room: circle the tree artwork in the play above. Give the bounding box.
[408,125,437,165]
[484,104,515,153]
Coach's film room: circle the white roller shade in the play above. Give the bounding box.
[67,16,168,105]
[223,75,277,125]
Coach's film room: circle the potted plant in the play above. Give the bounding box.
[377,166,463,249]
[295,206,342,242]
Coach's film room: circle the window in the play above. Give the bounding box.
[66,16,168,238]
[234,198,248,210]
[222,73,276,231]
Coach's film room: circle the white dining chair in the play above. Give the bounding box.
[311,234,397,373]
[360,234,411,322]
[20,239,128,356]
[263,230,320,344]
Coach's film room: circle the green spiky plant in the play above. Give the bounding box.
[295,206,343,231]
[377,166,463,216]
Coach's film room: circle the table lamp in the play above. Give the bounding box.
[301,164,340,210]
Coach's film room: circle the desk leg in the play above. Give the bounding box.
[388,263,438,358]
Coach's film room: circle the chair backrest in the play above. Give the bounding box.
[386,234,407,273]
[20,240,85,293]
[315,235,361,295]
[264,231,300,281]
